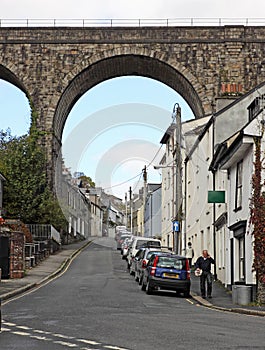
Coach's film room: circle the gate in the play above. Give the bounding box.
[0,236,10,279]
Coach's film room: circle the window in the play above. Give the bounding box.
[167,172,171,189]
[157,257,185,269]
[239,236,245,281]
[235,160,243,210]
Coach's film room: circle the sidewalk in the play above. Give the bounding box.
[0,239,91,301]
[190,272,265,316]
[0,241,265,317]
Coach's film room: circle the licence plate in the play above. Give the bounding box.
[164,273,179,279]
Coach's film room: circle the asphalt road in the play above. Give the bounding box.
[1,237,265,350]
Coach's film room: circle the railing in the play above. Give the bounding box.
[27,224,61,245]
[1,18,265,28]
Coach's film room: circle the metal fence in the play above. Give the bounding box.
[27,224,61,245]
[1,18,265,27]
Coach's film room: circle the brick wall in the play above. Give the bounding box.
[9,231,25,279]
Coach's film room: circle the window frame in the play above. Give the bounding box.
[235,160,243,211]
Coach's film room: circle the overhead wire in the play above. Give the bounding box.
[103,144,163,192]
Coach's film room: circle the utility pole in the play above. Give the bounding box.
[173,103,182,254]
[129,186,132,234]
[143,165,147,237]
[125,192,128,228]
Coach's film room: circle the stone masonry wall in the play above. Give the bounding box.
[1,26,265,185]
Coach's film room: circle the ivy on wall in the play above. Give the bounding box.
[250,137,265,304]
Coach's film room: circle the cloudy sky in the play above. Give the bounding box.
[1,0,265,19]
[1,1,265,199]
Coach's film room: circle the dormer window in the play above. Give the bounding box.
[248,95,265,121]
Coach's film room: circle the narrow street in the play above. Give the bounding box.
[1,237,265,350]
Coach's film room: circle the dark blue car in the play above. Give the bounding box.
[141,252,191,297]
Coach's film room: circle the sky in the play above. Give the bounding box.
[1,0,265,199]
[1,0,265,20]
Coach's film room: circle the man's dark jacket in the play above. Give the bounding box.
[195,256,215,272]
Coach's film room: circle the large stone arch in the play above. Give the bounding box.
[53,51,209,141]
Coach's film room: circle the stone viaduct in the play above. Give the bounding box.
[1,25,265,186]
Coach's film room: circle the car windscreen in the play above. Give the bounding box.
[157,257,185,269]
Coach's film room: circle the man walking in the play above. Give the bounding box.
[195,250,215,299]
[186,242,194,268]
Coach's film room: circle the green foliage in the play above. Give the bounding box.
[250,137,265,304]
[38,188,68,232]
[0,129,67,232]
[78,175,95,189]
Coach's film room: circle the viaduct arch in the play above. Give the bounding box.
[1,25,265,185]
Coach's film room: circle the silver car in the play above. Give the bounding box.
[134,247,162,284]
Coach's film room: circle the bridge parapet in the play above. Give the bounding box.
[1,18,265,28]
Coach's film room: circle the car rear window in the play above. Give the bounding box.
[136,240,150,248]
[157,257,185,269]
[146,251,161,259]
[136,240,161,249]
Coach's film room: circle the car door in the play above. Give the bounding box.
[135,249,145,277]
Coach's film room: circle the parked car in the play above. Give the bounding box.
[134,247,162,284]
[116,233,132,250]
[127,237,161,270]
[114,226,127,242]
[141,252,190,297]
[129,247,145,276]
[121,236,134,259]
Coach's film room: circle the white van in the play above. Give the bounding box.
[127,237,161,269]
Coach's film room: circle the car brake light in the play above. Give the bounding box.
[150,267,156,276]
[150,256,159,276]
[186,259,190,280]
[153,255,159,267]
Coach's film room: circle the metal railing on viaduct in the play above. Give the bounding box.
[1,18,265,27]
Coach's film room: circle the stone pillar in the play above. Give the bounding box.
[9,231,25,279]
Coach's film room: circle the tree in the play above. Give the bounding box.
[0,131,46,222]
[0,129,67,233]
[78,175,95,189]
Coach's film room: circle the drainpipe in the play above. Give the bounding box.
[184,160,187,255]
[212,115,217,281]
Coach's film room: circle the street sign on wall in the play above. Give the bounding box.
[172,221,180,232]
[208,190,225,203]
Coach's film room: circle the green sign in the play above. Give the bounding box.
[208,190,225,203]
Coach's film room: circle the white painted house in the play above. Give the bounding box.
[183,82,265,300]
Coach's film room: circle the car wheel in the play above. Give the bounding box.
[138,275,143,285]
[134,272,139,282]
[141,279,146,291]
[183,290,190,298]
[146,280,153,295]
